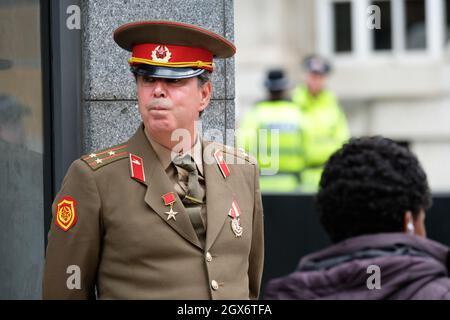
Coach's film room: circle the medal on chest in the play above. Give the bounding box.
[228,200,243,237]
[162,192,178,221]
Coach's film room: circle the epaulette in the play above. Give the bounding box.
[221,144,257,165]
[81,143,129,170]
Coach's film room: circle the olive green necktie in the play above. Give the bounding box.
[173,154,206,247]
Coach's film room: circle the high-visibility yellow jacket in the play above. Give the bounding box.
[237,99,305,192]
[292,85,350,192]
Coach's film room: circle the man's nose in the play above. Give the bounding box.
[153,80,167,98]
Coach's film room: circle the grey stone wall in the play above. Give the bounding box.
[81,0,235,153]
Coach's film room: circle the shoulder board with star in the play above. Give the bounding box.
[81,143,129,170]
[221,144,257,165]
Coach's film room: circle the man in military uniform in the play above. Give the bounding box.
[43,21,264,299]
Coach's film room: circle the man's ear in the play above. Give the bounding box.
[199,81,212,112]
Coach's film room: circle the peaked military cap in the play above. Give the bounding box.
[113,20,236,79]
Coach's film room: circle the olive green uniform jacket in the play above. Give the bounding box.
[43,124,264,299]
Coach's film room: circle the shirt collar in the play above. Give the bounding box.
[144,128,204,176]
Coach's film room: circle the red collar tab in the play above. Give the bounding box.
[129,153,146,183]
[214,149,230,178]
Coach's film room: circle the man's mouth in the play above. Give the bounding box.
[150,106,169,111]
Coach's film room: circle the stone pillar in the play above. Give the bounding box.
[81,0,235,153]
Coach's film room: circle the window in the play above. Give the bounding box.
[0,0,45,299]
[372,0,392,50]
[333,2,353,53]
[446,0,450,43]
[405,0,426,49]
[319,0,446,57]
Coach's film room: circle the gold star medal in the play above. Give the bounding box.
[162,192,178,221]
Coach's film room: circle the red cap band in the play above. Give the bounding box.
[129,43,214,71]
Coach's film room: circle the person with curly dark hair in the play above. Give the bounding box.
[265,136,450,299]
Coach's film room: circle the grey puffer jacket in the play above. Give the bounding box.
[265,233,450,300]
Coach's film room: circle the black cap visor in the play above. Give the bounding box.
[131,64,206,79]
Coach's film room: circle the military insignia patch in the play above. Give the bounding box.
[130,153,146,183]
[214,149,230,178]
[151,45,172,62]
[81,143,128,170]
[56,196,77,232]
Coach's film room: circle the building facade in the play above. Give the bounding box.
[235,0,450,191]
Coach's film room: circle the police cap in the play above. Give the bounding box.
[303,55,331,75]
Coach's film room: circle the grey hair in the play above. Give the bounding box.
[197,71,211,88]
[198,71,211,118]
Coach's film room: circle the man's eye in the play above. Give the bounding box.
[167,78,181,83]
[142,76,155,83]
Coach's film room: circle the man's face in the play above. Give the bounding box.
[0,124,25,145]
[137,75,211,139]
[306,72,326,95]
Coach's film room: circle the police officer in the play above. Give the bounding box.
[43,21,264,299]
[292,55,349,192]
[238,69,304,192]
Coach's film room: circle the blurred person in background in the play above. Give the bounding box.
[264,137,450,299]
[238,69,305,192]
[0,95,29,146]
[292,55,349,192]
[0,93,42,267]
